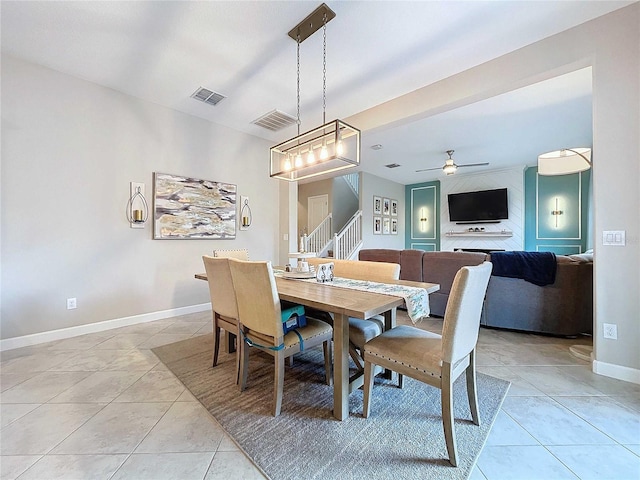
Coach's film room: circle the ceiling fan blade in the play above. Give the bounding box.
[458,162,490,168]
[415,166,443,172]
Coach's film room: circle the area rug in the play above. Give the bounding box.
[153,334,509,480]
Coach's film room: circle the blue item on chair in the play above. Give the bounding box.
[281,305,307,333]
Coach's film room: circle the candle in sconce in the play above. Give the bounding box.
[133,209,143,222]
[242,216,250,227]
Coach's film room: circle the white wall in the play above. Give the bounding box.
[347,5,640,380]
[1,55,278,340]
[440,167,525,251]
[360,172,405,249]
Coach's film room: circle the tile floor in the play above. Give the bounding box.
[1,310,639,480]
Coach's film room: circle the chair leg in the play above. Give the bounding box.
[466,349,481,426]
[363,360,375,418]
[238,335,250,392]
[274,352,285,417]
[212,315,221,367]
[398,373,404,389]
[323,340,333,386]
[288,356,294,367]
[441,362,458,467]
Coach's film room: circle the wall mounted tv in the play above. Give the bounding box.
[447,188,508,224]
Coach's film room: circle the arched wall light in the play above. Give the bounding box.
[126,182,149,229]
[239,195,252,231]
[538,148,591,176]
[551,197,564,229]
[270,3,360,182]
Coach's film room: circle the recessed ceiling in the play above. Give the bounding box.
[1,1,626,184]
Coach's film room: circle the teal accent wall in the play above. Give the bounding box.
[524,167,591,254]
[405,181,440,251]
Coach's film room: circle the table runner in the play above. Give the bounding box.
[275,269,430,322]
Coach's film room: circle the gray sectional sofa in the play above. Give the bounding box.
[358,248,593,337]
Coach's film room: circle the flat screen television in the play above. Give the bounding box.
[447,188,508,223]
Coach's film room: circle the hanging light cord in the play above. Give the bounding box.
[296,33,301,136]
[322,13,327,124]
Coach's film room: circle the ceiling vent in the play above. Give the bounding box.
[252,109,298,131]
[191,87,226,106]
[385,163,401,168]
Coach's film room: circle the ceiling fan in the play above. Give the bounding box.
[416,150,489,175]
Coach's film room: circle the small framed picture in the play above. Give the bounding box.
[373,216,382,234]
[391,199,398,217]
[391,218,398,234]
[373,196,382,215]
[383,217,391,235]
[383,198,390,215]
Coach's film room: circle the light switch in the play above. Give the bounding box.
[602,230,625,246]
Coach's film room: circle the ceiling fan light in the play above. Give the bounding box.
[443,163,457,175]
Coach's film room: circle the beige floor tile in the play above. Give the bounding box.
[100,349,160,371]
[47,349,129,372]
[624,444,640,456]
[0,373,38,393]
[93,334,151,350]
[468,465,488,480]
[113,370,185,403]
[477,445,578,479]
[513,366,603,396]
[216,434,240,452]
[109,320,176,336]
[45,333,114,351]
[51,402,172,454]
[204,451,266,480]
[612,395,640,413]
[158,322,207,335]
[195,322,214,335]
[501,396,615,445]
[553,395,640,444]
[477,366,545,396]
[111,452,215,480]
[0,371,92,404]
[174,312,211,323]
[15,454,128,480]
[0,404,41,428]
[547,445,640,480]
[136,334,192,350]
[0,350,80,374]
[0,403,105,455]
[485,411,539,446]
[135,402,224,453]
[48,370,145,403]
[175,389,199,402]
[0,455,41,480]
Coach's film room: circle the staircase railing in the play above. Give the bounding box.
[305,213,332,256]
[333,210,363,260]
[343,173,359,197]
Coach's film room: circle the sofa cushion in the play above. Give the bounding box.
[399,249,424,281]
[358,249,401,265]
[422,251,488,295]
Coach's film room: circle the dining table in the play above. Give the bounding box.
[195,269,439,421]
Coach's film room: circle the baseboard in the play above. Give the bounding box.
[593,359,640,385]
[0,303,212,352]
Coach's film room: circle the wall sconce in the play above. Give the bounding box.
[239,195,252,231]
[419,207,428,232]
[126,182,149,229]
[551,197,564,228]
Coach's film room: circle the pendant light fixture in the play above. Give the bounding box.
[270,3,360,182]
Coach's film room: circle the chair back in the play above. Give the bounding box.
[213,248,249,260]
[441,261,493,364]
[307,258,400,282]
[202,256,238,319]
[228,259,283,338]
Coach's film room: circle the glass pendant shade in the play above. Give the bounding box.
[538,148,592,176]
[270,119,360,181]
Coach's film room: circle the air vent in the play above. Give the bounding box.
[371,144,383,150]
[252,109,297,131]
[385,163,401,168]
[191,87,226,106]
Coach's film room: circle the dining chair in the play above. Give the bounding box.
[213,248,249,260]
[228,258,334,416]
[362,261,493,467]
[202,255,241,384]
[306,258,400,370]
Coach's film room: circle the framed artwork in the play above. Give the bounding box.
[383,217,391,234]
[391,199,398,217]
[373,216,382,234]
[391,218,398,234]
[383,198,390,215]
[373,196,382,215]
[153,172,236,239]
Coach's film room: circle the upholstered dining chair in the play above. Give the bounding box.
[213,248,249,260]
[202,255,241,384]
[362,261,493,467]
[306,258,400,370]
[228,258,334,417]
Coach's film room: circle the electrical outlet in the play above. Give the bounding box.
[603,323,617,340]
[67,298,77,310]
